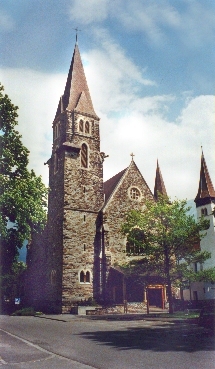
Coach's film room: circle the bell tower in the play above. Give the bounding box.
[47,42,104,312]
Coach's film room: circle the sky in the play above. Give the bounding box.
[0,0,214,201]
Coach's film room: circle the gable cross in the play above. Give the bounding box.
[130,152,135,161]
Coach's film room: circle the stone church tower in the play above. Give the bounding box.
[47,42,105,312]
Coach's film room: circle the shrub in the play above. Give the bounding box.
[11,307,36,316]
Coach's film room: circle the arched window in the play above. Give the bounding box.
[81,143,88,168]
[79,270,91,283]
[86,271,90,283]
[79,120,84,132]
[85,121,90,134]
[126,241,141,255]
[54,123,60,139]
[51,270,56,285]
[80,271,85,283]
[201,208,208,216]
[54,151,59,173]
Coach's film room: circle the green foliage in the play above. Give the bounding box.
[121,195,210,313]
[78,297,98,306]
[1,261,26,304]
[191,267,215,283]
[0,83,48,276]
[11,307,36,316]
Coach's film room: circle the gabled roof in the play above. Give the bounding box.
[55,44,98,119]
[195,150,215,206]
[103,159,153,208]
[104,168,127,205]
[154,160,167,200]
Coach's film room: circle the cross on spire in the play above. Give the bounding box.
[73,27,81,43]
[130,153,135,161]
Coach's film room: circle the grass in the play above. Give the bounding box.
[11,307,43,316]
[157,311,200,319]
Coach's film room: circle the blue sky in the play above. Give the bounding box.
[0,0,214,199]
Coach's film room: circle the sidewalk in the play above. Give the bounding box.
[35,307,199,324]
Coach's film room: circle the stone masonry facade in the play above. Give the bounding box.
[26,43,164,313]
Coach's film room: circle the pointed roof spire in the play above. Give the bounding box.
[55,43,98,119]
[154,160,168,200]
[195,149,215,206]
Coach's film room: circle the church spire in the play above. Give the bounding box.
[55,43,98,119]
[195,150,215,207]
[154,160,167,200]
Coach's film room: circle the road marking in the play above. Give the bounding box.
[0,329,98,369]
[0,329,54,355]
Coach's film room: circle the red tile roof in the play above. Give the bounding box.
[195,151,215,204]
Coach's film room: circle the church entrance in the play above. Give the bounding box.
[147,285,165,309]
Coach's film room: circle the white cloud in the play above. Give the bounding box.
[0,67,66,184]
[99,95,215,200]
[116,0,180,43]
[82,29,155,113]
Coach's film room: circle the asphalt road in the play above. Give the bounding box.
[0,315,214,369]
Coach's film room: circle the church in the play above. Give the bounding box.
[26,41,215,313]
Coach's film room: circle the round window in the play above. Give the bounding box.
[130,187,141,200]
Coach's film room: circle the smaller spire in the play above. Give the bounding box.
[195,149,215,207]
[154,160,167,200]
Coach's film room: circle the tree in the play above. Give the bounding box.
[121,195,210,314]
[0,84,48,303]
[0,261,27,313]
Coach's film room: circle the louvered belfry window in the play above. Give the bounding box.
[85,121,90,134]
[81,143,88,168]
[79,119,84,132]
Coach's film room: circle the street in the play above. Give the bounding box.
[0,315,214,369]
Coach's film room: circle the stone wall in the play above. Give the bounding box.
[61,111,104,312]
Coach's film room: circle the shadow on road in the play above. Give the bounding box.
[79,323,215,353]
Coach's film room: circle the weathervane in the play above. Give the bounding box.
[73,27,82,43]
